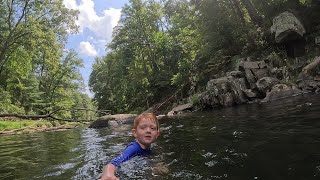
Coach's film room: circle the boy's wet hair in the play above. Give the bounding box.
[133,113,159,130]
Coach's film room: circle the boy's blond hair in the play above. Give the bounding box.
[133,113,159,130]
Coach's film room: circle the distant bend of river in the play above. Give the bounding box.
[0,93,320,180]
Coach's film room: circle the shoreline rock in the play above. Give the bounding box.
[89,114,137,129]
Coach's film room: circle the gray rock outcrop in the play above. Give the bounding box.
[199,71,249,108]
[270,11,306,43]
[167,103,193,116]
[197,55,320,109]
[89,114,137,128]
[238,60,269,90]
[256,77,280,96]
[262,84,302,102]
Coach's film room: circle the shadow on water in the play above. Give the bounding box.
[0,93,320,179]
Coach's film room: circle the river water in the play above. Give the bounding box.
[0,93,320,180]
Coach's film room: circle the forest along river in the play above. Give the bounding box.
[0,94,320,180]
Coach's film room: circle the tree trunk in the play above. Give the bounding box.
[0,108,99,122]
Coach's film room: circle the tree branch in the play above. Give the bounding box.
[0,108,99,122]
[302,56,320,76]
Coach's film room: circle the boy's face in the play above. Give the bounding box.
[132,118,160,149]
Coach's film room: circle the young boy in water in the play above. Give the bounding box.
[99,113,160,180]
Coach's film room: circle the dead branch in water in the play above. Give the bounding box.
[302,56,320,76]
[154,89,182,111]
[0,108,98,122]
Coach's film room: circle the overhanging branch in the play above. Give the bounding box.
[0,108,105,122]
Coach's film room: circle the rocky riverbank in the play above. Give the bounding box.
[89,11,320,129]
[168,11,320,114]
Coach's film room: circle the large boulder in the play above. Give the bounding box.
[199,71,250,108]
[242,89,257,99]
[297,79,320,92]
[226,70,244,78]
[270,66,290,81]
[256,77,280,96]
[238,60,268,70]
[238,60,270,89]
[89,114,137,128]
[270,11,306,43]
[262,84,302,102]
[167,103,193,116]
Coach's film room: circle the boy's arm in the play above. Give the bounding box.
[99,164,119,180]
[99,143,137,180]
[108,143,138,167]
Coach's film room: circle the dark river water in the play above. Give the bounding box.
[1,93,320,180]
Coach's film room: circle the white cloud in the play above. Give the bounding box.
[63,0,122,42]
[79,41,98,57]
[104,8,122,31]
[63,0,77,9]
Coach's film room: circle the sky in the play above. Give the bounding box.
[63,0,129,97]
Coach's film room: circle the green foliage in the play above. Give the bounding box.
[50,121,61,127]
[0,119,76,131]
[267,50,288,68]
[0,0,96,121]
[90,0,202,113]
[189,93,200,106]
[89,0,320,113]
[0,120,34,131]
[0,88,24,114]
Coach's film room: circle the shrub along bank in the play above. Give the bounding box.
[0,118,81,135]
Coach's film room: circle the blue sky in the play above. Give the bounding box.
[63,0,129,97]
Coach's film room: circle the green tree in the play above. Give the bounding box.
[0,0,78,76]
[90,0,320,114]
[0,0,96,121]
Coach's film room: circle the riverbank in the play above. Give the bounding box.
[0,119,84,135]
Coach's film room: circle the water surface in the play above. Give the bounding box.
[0,93,320,180]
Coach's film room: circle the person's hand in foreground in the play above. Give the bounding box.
[99,164,119,180]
